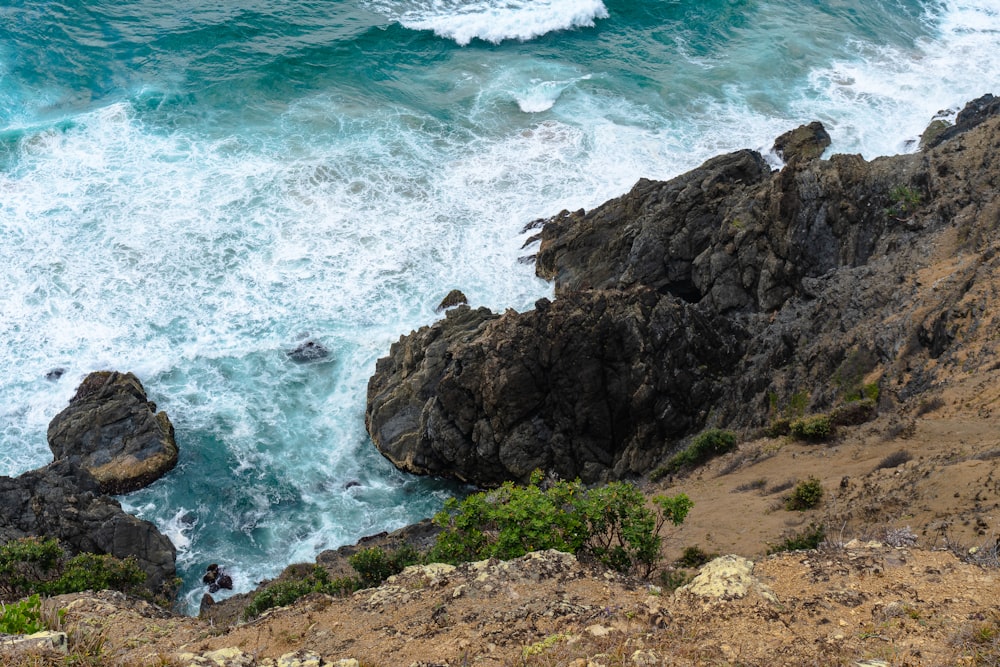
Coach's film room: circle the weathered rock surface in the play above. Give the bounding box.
[367,95,1000,488]
[367,291,742,484]
[47,370,177,495]
[0,459,177,597]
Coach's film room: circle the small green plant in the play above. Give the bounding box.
[789,414,832,442]
[785,477,824,511]
[676,545,716,568]
[886,185,922,219]
[429,471,692,577]
[242,566,359,620]
[767,523,826,554]
[659,568,695,592]
[0,594,45,635]
[348,544,421,588]
[655,429,737,477]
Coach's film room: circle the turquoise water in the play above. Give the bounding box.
[2,0,998,612]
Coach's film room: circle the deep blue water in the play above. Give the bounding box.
[2,0,998,612]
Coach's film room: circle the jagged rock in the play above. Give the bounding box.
[287,340,330,363]
[367,100,1000,488]
[0,459,177,598]
[367,291,743,485]
[921,93,1000,149]
[0,631,68,656]
[772,121,831,162]
[436,289,469,312]
[47,371,178,495]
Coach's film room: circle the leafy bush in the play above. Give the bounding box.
[429,472,691,577]
[886,185,922,218]
[0,594,45,635]
[242,566,359,620]
[785,477,824,511]
[789,415,832,442]
[654,429,737,478]
[767,524,826,554]
[348,544,421,588]
[0,537,146,601]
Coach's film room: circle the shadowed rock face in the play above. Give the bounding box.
[48,371,178,495]
[1,371,179,601]
[0,459,177,597]
[367,292,743,485]
[368,96,1000,488]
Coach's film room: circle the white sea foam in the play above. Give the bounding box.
[798,0,1000,157]
[366,0,609,45]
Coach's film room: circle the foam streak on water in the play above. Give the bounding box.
[2,0,999,613]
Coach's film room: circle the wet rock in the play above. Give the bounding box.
[47,371,178,495]
[772,121,831,163]
[287,340,330,363]
[436,289,468,312]
[922,93,1000,149]
[45,367,66,381]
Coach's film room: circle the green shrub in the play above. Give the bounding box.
[0,594,45,635]
[764,417,791,438]
[349,544,421,588]
[676,545,716,568]
[789,414,832,442]
[785,477,824,511]
[242,566,359,621]
[659,568,695,592]
[429,471,691,577]
[886,185,922,218]
[767,524,826,554]
[658,429,738,475]
[0,537,146,601]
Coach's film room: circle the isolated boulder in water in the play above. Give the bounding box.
[0,459,177,598]
[772,121,831,163]
[287,339,330,362]
[47,371,178,495]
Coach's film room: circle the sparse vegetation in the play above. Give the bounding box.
[767,523,826,554]
[429,471,691,576]
[733,478,767,493]
[789,414,832,442]
[875,449,913,471]
[676,546,716,568]
[886,184,923,219]
[785,477,824,511]
[242,566,359,621]
[652,429,737,479]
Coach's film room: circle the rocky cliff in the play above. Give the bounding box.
[0,371,178,598]
[367,94,1000,487]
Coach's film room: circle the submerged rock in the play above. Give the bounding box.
[287,340,330,363]
[47,371,178,495]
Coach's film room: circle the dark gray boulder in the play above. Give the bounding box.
[772,121,831,163]
[47,371,178,495]
[0,459,177,598]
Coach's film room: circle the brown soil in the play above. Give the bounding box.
[9,377,999,667]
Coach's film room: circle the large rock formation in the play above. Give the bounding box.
[1,371,179,600]
[367,95,1000,487]
[48,371,178,495]
[0,459,177,597]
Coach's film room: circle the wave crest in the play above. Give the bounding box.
[368,0,609,46]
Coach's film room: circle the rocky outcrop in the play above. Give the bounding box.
[367,291,743,484]
[0,459,177,597]
[1,371,179,601]
[367,95,1000,488]
[47,371,177,495]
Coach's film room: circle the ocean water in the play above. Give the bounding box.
[2,0,998,612]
